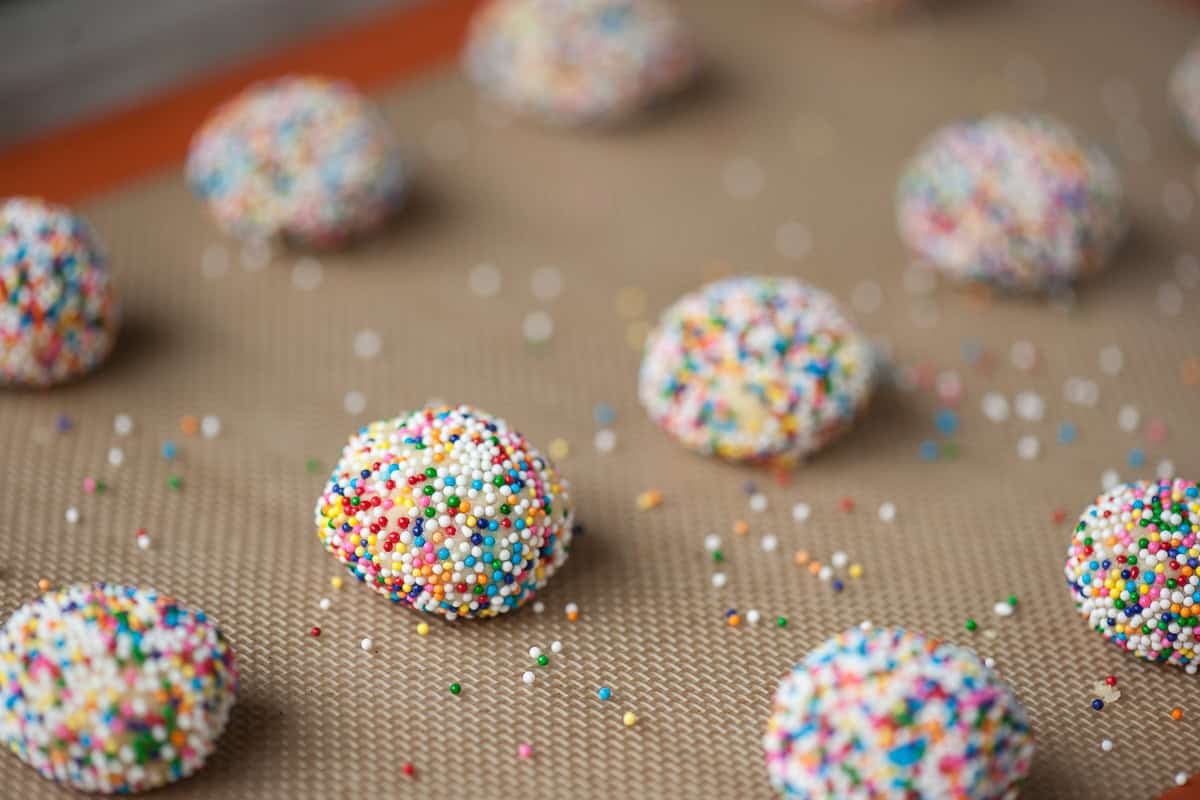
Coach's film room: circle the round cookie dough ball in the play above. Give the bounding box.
[896,114,1125,291]
[463,0,700,126]
[764,627,1034,799]
[314,404,573,620]
[0,583,238,794]
[187,76,406,249]
[1064,477,1200,669]
[1171,40,1200,147]
[0,198,120,387]
[638,276,874,468]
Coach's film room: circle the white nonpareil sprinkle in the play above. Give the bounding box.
[1101,469,1121,491]
[831,551,848,569]
[529,646,542,659]
[550,640,563,654]
[353,330,382,360]
[792,502,811,523]
[1100,739,1113,752]
[468,263,502,297]
[704,534,721,552]
[982,392,1010,423]
[531,267,563,301]
[746,609,761,625]
[291,257,324,291]
[594,429,616,453]
[522,671,535,685]
[1009,340,1037,371]
[1117,404,1140,433]
[1098,345,1123,376]
[343,391,367,415]
[722,155,765,198]
[532,601,545,614]
[993,601,1014,617]
[1014,391,1044,422]
[878,501,897,523]
[107,447,124,467]
[200,415,222,439]
[1017,435,1040,461]
[711,573,728,589]
[65,507,80,524]
[749,493,768,513]
[817,565,833,581]
[319,597,331,611]
[761,534,779,553]
[136,533,150,550]
[360,638,373,652]
[523,311,554,343]
[113,414,134,436]
[1158,459,1176,480]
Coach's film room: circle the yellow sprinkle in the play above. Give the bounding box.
[548,438,569,461]
[636,489,663,510]
[331,576,344,590]
[623,711,637,728]
[416,623,429,637]
[848,564,863,579]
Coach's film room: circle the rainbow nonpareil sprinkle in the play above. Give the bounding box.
[764,627,1034,798]
[1064,478,1200,670]
[0,584,237,794]
[464,0,700,126]
[314,404,573,620]
[639,276,874,468]
[0,198,120,387]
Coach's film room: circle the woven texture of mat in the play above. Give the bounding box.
[2,1,1199,797]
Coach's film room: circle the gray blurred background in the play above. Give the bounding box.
[0,0,421,147]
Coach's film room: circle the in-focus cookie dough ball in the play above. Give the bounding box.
[0,584,238,794]
[1171,41,1200,147]
[1064,477,1200,670]
[464,0,700,126]
[0,198,120,387]
[638,276,874,468]
[764,627,1034,799]
[896,114,1126,291]
[187,76,406,249]
[314,404,573,620]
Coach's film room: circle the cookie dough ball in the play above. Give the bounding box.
[638,276,874,468]
[1064,477,1200,669]
[897,114,1126,291]
[187,76,406,249]
[0,198,120,387]
[764,627,1034,799]
[464,0,700,126]
[1171,40,1200,147]
[314,404,573,620]
[0,584,238,794]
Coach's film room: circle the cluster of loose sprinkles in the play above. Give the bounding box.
[314,404,573,620]
[0,197,121,387]
[187,76,406,248]
[1064,477,1200,670]
[764,627,1034,798]
[463,0,700,126]
[0,584,237,794]
[896,113,1126,291]
[639,276,875,468]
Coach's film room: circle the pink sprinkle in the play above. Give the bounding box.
[1147,418,1168,444]
[82,477,97,493]
[517,743,533,759]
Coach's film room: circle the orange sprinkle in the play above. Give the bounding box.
[733,520,750,536]
[1172,707,1184,721]
[793,550,810,566]
[727,614,741,627]
[37,578,51,593]
[180,415,200,435]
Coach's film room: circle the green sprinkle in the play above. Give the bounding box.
[537,655,549,667]
[776,616,787,628]
[449,683,461,695]
[167,476,182,490]
[306,458,321,473]
[965,618,978,632]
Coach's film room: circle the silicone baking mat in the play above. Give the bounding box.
[1,1,1198,797]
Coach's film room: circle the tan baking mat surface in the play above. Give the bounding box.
[2,0,1200,797]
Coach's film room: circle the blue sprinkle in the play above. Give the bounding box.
[935,409,958,435]
[1057,422,1077,445]
[919,440,939,462]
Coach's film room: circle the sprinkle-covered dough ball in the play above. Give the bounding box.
[764,627,1034,799]
[896,114,1125,291]
[0,198,120,387]
[315,404,573,620]
[0,584,238,794]
[639,276,874,468]
[464,0,700,126]
[1171,40,1200,147]
[187,76,406,249]
[1064,477,1200,670]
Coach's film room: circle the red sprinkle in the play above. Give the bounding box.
[402,762,416,777]
[309,626,321,637]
